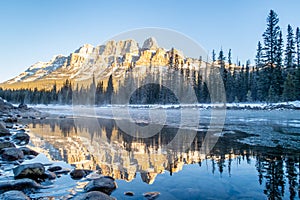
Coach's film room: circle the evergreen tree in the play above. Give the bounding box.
[228,49,232,66]
[294,68,300,100]
[212,49,216,63]
[106,75,114,104]
[282,73,296,101]
[255,41,263,67]
[285,24,295,68]
[262,10,280,65]
[218,48,226,67]
[295,27,300,68]
[272,30,284,99]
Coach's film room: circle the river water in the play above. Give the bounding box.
[23,106,299,199]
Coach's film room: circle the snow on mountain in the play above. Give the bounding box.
[6,55,68,83]
[2,37,207,86]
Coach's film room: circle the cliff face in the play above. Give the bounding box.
[1,37,206,89]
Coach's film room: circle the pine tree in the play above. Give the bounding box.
[262,10,280,65]
[282,73,296,101]
[106,75,114,104]
[296,27,300,68]
[285,24,295,69]
[228,49,232,66]
[272,30,284,99]
[255,41,263,67]
[212,49,216,63]
[218,48,226,67]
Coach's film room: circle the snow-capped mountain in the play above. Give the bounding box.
[6,55,68,84]
[1,37,205,89]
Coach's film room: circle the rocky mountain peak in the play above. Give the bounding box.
[142,37,159,51]
[74,44,95,55]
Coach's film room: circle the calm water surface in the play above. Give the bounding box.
[24,108,299,199]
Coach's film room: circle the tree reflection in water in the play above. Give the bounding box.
[26,117,299,199]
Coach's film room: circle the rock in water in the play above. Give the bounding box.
[1,147,24,161]
[0,190,30,200]
[74,191,115,200]
[0,122,11,136]
[47,166,62,172]
[12,132,30,145]
[0,141,16,150]
[18,147,38,156]
[41,171,56,180]
[0,178,49,192]
[70,169,92,179]
[13,163,45,179]
[18,103,28,110]
[143,192,160,200]
[124,191,134,196]
[84,176,117,195]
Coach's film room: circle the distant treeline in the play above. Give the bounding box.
[0,9,299,105]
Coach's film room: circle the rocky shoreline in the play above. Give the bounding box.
[0,98,161,200]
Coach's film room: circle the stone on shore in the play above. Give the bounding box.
[0,122,11,136]
[12,132,30,145]
[84,176,117,195]
[0,190,30,200]
[18,147,38,156]
[1,147,24,161]
[13,163,45,179]
[74,191,115,200]
[0,178,47,192]
[0,141,16,150]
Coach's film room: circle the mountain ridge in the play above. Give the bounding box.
[0,37,213,90]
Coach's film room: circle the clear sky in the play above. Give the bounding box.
[0,0,299,82]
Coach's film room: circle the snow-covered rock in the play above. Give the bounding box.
[142,37,159,51]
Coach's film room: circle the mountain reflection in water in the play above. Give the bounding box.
[25,117,299,199]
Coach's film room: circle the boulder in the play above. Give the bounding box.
[12,132,30,145]
[0,141,16,150]
[1,147,24,161]
[74,191,115,200]
[41,171,56,180]
[5,123,13,129]
[0,178,48,192]
[18,147,38,156]
[0,122,11,136]
[84,176,117,195]
[4,117,17,123]
[70,169,93,179]
[48,166,62,172]
[18,103,28,110]
[0,190,30,200]
[13,163,45,179]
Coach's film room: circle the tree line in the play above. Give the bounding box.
[0,9,299,105]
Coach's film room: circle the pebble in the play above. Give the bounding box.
[124,191,134,196]
[143,192,160,200]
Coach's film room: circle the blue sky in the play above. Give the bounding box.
[0,0,299,82]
